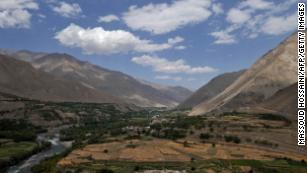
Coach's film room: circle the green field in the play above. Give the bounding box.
[0,141,39,171]
[0,141,37,159]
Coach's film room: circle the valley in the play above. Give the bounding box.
[0,27,305,173]
[0,91,306,173]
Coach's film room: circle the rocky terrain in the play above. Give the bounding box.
[190,32,299,115]
[178,70,245,109]
[0,54,119,103]
[256,81,299,120]
[0,50,192,107]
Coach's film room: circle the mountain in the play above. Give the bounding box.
[177,70,245,109]
[0,49,46,62]
[24,53,192,107]
[0,54,119,103]
[190,32,298,115]
[257,82,298,120]
[137,79,192,103]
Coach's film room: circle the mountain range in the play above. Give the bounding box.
[0,54,118,103]
[0,50,192,107]
[0,31,301,115]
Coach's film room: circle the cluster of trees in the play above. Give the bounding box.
[199,133,213,140]
[254,140,278,148]
[224,135,241,144]
[0,119,46,142]
[31,152,66,173]
[0,142,51,172]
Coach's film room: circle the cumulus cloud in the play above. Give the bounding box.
[168,36,184,44]
[239,0,273,10]
[155,75,182,81]
[55,24,183,55]
[0,0,39,28]
[211,30,236,44]
[51,1,82,18]
[226,8,250,24]
[98,14,119,23]
[131,55,217,74]
[123,0,212,34]
[211,0,297,44]
[212,3,223,15]
[261,13,296,35]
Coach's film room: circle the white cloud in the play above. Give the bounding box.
[98,14,119,23]
[261,13,296,35]
[123,0,212,34]
[211,30,236,44]
[55,24,183,55]
[38,14,46,18]
[155,75,182,81]
[226,8,250,24]
[131,55,217,74]
[212,3,223,15]
[167,36,184,44]
[240,0,273,10]
[211,0,297,44]
[0,0,39,28]
[51,1,82,18]
[175,45,186,50]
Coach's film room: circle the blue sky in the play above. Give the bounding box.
[0,0,302,90]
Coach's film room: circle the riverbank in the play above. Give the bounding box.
[0,139,50,173]
[5,132,71,173]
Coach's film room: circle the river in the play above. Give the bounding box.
[6,133,71,173]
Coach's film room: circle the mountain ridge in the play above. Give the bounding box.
[177,70,245,109]
[1,49,192,107]
[190,32,298,115]
[0,54,120,103]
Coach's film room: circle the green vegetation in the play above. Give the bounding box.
[0,119,46,142]
[31,149,71,173]
[0,118,49,171]
[160,128,187,140]
[255,139,279,148]
[39,110,62,121]
[0,142,40,171]
[0,93,303,173]
[199,133,212,140]
[59,110,150,143]
[258,113,291,125]
[224,135,241,144]
[55,159,307,173]
[0,141,37,159]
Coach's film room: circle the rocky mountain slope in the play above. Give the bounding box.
[257,82,298,120]
[6,51,192,107]
[0,54,119,103]
[190,32,298,115]
[177,70,245,109]
[138,79,192,104]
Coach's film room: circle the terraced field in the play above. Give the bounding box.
[54,112,307,173]
[58,139,306,166]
